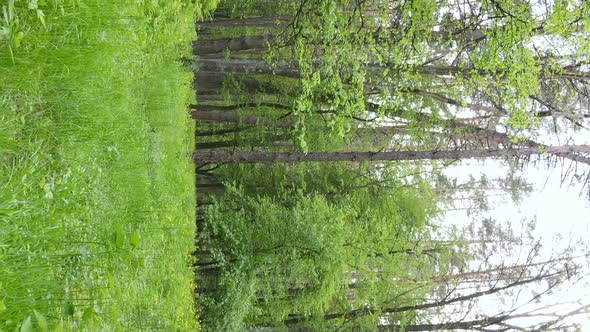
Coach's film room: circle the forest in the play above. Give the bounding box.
[1,0,589,331]
[193,0,590,330]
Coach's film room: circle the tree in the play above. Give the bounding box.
[193,145,590,163]
[194,0,590,330]
[196,179,438,330]
[376,303,590,331]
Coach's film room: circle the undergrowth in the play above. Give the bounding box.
[0,0,215,329]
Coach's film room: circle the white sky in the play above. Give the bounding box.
[441,157,590,329]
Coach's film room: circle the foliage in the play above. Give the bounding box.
[197,167,439,330]
[193,0,590,330]
[199,189,339,330]
[0,0,216,329]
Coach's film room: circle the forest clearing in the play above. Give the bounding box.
[2,0,590,331]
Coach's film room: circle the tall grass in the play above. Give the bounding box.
[0,0,211,329]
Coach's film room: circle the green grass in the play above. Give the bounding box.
[0,0,213,329]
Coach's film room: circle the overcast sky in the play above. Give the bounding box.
[440,156,590,329]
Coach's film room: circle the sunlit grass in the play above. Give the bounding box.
[0,0,207,329]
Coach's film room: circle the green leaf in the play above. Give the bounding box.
[0,26,9,40]
[20,316,32,332]
[130,231,140,248]
[37,10,46,28]
[114,224,124,247]
[34,310,48,332]
[0,300,6,312]
[82,306,93,322]
[64,302,75,316]
[3,6,9,26]
[108,273,115,289]
[14,30,23,47]
[28,0,38,10]
[8,0,14,22]
[52,322,64,332]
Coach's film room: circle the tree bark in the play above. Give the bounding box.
[194,73,226,96]
[197,183,226,195]
[194,72,294,97]
[196,58,590,83]
[196,134,292,150]
[191,110,292,128]
[196,15,288,29]
[196,126,250,137]
[197,58,300,78]
[197,140,239,149]
[193,145,590,163]
[193,35,273,56]
[190,102,290,112]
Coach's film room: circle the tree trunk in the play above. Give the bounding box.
[197,140,239,150]
[377,315,510,331]
[196,15,289,29]
[190,102,290,112]
[195,58,590,84]
[279,270,563,326]
[194,73,226,96]
[197,183,226,195]
[194,72,293,97]
[197,134,292,150]
[413,64,590,80]
[197,58,300,78]
[196,126,250,137]
[193,35,273,56]
[367,102,590,166]
[191,110,292,128]
[193,145,590,163]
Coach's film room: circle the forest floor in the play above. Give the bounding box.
[0,1,215,330]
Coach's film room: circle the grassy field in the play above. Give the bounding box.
[0,0,215,329]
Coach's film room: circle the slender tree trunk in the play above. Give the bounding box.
[196,15,288,29]
[196,126,251,137]
[194,72,294,97]
[191,110,292,128]
[190,102,290,112]
[383,271,562,314]
[196,58,590,83]
[193,145,590,163]
[193,35,274,56]
[376,315,510,331]
[194,73,226,96]
[368,103,590,166]
[197,58,300,78]
[197,133,292,150]
[279,270,563,326]
[196,94,224,102]
[406,88,501,114]
[412,64,590,80]
[197,183,226,195]
[197,140,239,150]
